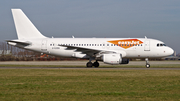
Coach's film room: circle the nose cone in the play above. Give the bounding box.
[166,47,174,56]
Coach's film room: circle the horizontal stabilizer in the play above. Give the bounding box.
[6,40,31,46]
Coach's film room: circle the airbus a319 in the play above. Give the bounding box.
[7,9,174,68]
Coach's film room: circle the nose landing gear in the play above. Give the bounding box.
[145,58,150,68]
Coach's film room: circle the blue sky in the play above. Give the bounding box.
[0,0,180,53]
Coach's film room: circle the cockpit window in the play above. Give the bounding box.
[157,43,166,47]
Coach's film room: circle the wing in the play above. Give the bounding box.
[58,45,115,57]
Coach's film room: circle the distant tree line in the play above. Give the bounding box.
[0,42,81,61]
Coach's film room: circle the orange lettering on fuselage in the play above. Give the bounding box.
[108,39,143,49]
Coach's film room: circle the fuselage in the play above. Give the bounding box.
[16,37,174,59]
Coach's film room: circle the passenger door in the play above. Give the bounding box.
[41,39,47,52]
[144,40,150,51]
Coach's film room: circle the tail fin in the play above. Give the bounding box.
[11,9,46,39]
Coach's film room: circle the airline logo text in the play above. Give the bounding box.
[108,39,143,49]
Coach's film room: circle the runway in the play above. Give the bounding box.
[0,61,180,70]
[0,60,180,65]
[1,67,180,70]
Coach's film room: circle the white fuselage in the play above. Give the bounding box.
[18,38,173,59]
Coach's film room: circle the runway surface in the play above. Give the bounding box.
[0,61,180,70]
[0,60,180,65]
[0,67,180,70]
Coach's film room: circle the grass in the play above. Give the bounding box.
[0,69,180,101]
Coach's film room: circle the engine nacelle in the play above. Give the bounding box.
[102,54,129,65]
[103,54,122,65]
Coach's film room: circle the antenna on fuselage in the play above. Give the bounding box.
[145,36,147,39]
[72,36,75,38]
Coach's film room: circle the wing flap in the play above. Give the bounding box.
[59,45,101,56]
[58,44,118,57]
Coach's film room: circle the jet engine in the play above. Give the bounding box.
[101,54,129,65]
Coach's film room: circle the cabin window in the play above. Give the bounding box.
[157,43,166,47]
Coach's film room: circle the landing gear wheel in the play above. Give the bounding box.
[145,58,150,68]
[86,62,93,67]
[93,61,99,68]
[146,64,150,68]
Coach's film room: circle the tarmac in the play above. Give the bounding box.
[0,60,179,65]
[0,61,180,70]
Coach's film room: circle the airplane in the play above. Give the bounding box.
[7,9,174,68]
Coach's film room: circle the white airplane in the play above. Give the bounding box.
[7,9,174,68]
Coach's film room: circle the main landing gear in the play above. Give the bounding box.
[86,60,99,68]
[145,58,150,68]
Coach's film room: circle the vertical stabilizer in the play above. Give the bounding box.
[11,9,46,39]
